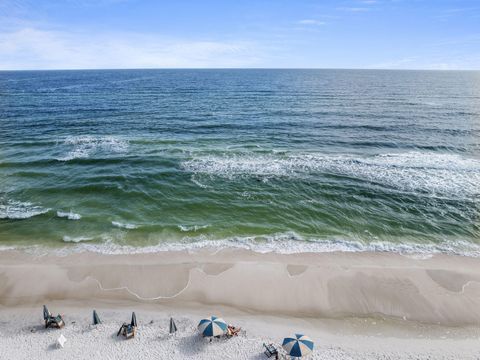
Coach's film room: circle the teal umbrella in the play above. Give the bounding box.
[131,312,137,327]
[169,317,178,334]
[198,316,227,337]
[43,305,50,320]
[282,334,314,358]
[93,310,101,325]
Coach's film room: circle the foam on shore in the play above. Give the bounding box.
[46,232,480,258]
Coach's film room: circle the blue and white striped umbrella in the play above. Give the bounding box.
[198,316,227,337]
[282,334,314,357]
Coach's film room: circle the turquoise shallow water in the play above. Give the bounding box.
[0,69,479,254]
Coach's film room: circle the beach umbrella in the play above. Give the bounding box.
[282,334,314,358]
[93,310,101,325]
[169,317,178,334]
[131,312,137,327]
[198,316,227,337]
[43,305,50,320]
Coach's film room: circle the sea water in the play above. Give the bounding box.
[0,69,479,255]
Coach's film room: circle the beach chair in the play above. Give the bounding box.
[43,305,65,329]
[263,343,279,359]
[117,323,136,339]
[117,312,137,339]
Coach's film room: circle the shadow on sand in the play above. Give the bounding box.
[177,334,208,356]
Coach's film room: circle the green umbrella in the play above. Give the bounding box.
[43,305,50,321]
[93,310,101,325]
[169,317,178,334]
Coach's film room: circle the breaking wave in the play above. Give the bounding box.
[112,221,139,229]
[178,224,209,232]
[57,211,82,220]
[0,200,49,220]
[57,135,129,161]
[62,235,93,243]
[183,151,480,199]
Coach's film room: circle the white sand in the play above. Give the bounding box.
[1,304,479,359]
[1,249,480,358]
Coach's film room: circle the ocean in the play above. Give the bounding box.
[0,69,479,255]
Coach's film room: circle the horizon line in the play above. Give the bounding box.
[1,67,479,72]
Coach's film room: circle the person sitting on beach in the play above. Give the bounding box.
[227,325,241,337]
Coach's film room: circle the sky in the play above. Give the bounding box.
[0,0,479,70]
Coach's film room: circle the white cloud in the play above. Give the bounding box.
[337,7,369,12]
[298,19,326,26]
[0,28,262,70]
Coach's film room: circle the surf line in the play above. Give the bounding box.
[86,273,193,300]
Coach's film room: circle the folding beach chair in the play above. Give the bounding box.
[263,343,279,358]
[117,312,137,339]
[43,305,65,329]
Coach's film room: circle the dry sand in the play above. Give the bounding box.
[1,249,480,358]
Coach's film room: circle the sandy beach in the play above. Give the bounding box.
[1,249,480,359]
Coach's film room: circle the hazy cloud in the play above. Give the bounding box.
[367,55,480,70]
[0,28,261,69]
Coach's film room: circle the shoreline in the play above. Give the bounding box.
[3,233,480,258]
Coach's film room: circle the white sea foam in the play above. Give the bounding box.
[190,175,209,189]
[0,200,49,219]
[29,230,479,258]
[112,221,139,229]
[1,229,480,258]
[183,151,480,198]
[57,135,129,161]
[57,210,82,220]
[62,235,93,243]
[178,224,209,232]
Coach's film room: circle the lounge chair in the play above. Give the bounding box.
[43,305,65,329]
[263,343,279,359]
